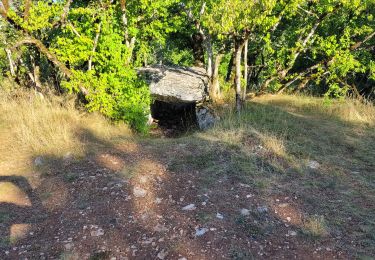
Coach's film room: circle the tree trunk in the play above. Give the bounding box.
[234,40,244,113]
[120,0,136,65]
[259,76,275,93]
[206,35,213,79]
[261,10,332,95]
[242,38,248,101]
[5,48,15,76]
[210,53,223,100]
[29,53,42,91]
[33,65,42,90]
[226,52,234,82]
[23,0,31,21]
[19,58,37,88]
[88,22,102,71]
[3,7,88,96]
[293,77,310,93]
[191,33,205,67]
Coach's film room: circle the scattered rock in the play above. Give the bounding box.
[240,208,250,216]
[139,176,148,183]
[216,213,224,219]
[307,160,320,169]
[196,106,216,130]
[133,187,147,198]
[153,224,168,232]
[63,152,73,161]
[64,243,74,251]
[90,229,104,237]
[195,227,208,237]
[279,203,289,208]
[287,230,297,236]
[256,206,268,214]
[157,249,168,259]
[182,204,196,211]
[34,157,44,166]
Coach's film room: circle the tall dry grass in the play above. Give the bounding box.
[0,89,131,160]
[257,94,375,126]
[206,94,374,163]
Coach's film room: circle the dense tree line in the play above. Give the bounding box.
[1,0,374,131]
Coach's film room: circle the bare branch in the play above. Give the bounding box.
[297,5,319,18]
[12,38,72,77]
[51,0,73,28]
[23,0,31,21]
[0,0,9,14]
[199,2,206,16]
[61,0,73,24]
[351,31,375,50]
[68,22,81,37]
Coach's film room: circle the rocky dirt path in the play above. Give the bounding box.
[0,137,349,259]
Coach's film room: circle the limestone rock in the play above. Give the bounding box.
[157,249,168,259]
[240,208,250,216]
[34,157,44,166]
[195,227,208,237]
[307,160,320,169]
[196,106,216,130]
[216,213,224,219]
[138,65,208,103]
[133,187,147,198]
[90,229,104,237]
[256,206,269,214]
[182,204,196,211]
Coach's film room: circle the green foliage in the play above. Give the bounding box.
[56,6,150,133]
[164,48,195,66]
[0,0,374,130]
[0,0,187,133]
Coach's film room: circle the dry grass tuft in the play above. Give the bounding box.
[260,133,286,157]
[0,89,131,160]
[303,215,329,238]
[256,94,375,126]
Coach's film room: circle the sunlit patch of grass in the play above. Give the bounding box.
[0,89,131,160]
[258,132,286,157]
[0,182,31,206]
[10,223,31,244]
[120,167,136,179]
[255,94,375,126]
[302,215,329,239]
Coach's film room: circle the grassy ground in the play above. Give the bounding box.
[0,90,374,259]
